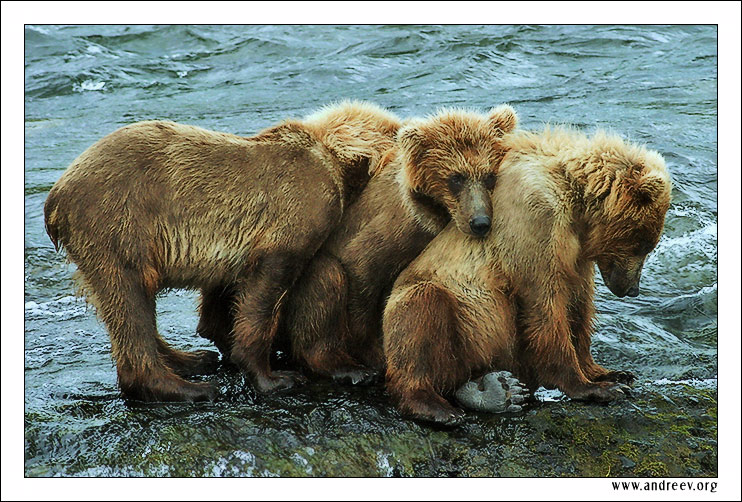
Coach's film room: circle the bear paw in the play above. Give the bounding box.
[331,367,379,386]
[122,374,219,403]
[254,370,308,393]
[455,370,529,413]
[407,400,465,427]
[594,370,636,386]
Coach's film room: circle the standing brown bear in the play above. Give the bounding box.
[383,127,672,424]
[44,100,401,402]
[280,106,518,383]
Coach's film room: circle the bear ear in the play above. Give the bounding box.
[631,174,668,205]
[397,120,429,166]
[623,164,669,206]
[487,104,518,136]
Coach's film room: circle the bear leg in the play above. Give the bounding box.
[287,253,376,384]
[155,337,221,377]
[384,282,468,425]
[83,266,218,402]
[569,295,636,386]
[230,253,307,393]
[197,285,237,358]
[520,289,631,403]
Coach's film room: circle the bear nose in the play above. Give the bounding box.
[627,284,640,297]
[469,215,491,236]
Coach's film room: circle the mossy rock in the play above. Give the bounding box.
[24,377,717,477]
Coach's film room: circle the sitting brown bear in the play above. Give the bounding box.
[44,100,401,402]
[280,106,518,383]
[382,127,672,424]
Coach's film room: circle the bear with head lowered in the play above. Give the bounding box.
[383,126,672,424]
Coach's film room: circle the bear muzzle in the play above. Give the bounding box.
[598,259,644,298]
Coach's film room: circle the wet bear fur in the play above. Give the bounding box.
[281,106,518,383]
[44,100,401,401]
[382,127,672,424]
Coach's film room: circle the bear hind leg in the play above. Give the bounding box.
[82,266,217,402]
[230,253,308,393]
[288,254,376,385]
[384,282,466,425]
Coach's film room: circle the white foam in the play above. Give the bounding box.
[534,387,565,402]
[26,25,50,35]
[73,80,106,92]
[652,377,717,389]
[376,452,394,477]
[24,295,88,320]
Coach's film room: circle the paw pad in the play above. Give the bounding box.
[455,370,529,413]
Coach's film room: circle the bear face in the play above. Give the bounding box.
[397,105,518,237]
[580,139,672,297]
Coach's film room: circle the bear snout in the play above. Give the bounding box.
[469,215,491,237]
[599,264,642,298]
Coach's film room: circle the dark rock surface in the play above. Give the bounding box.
[24,369,717,477]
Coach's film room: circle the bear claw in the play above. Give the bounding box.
[596,370,636,386]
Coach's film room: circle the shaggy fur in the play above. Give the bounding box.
[281,106,518,382]
[382,126,672,424]
[44,100,401,401]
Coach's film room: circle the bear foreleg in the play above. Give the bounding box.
[197,285,238,358]
[522,288,631,402]
[569,294,636,386]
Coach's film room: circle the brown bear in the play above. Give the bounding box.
[44,100,401,402]
[278,106,518,384]
[382,127,672,424]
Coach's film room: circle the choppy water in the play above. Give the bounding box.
[24,25,717,477]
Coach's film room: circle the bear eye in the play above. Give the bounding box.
[483,173,496,190]
[448,173,466,193]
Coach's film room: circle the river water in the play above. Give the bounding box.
[23,25,717,477]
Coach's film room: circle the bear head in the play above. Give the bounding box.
[580,134,672,298]
[397,104,518,237]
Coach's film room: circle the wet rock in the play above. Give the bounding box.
[620,456,636,469]
[24,377,717,477]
